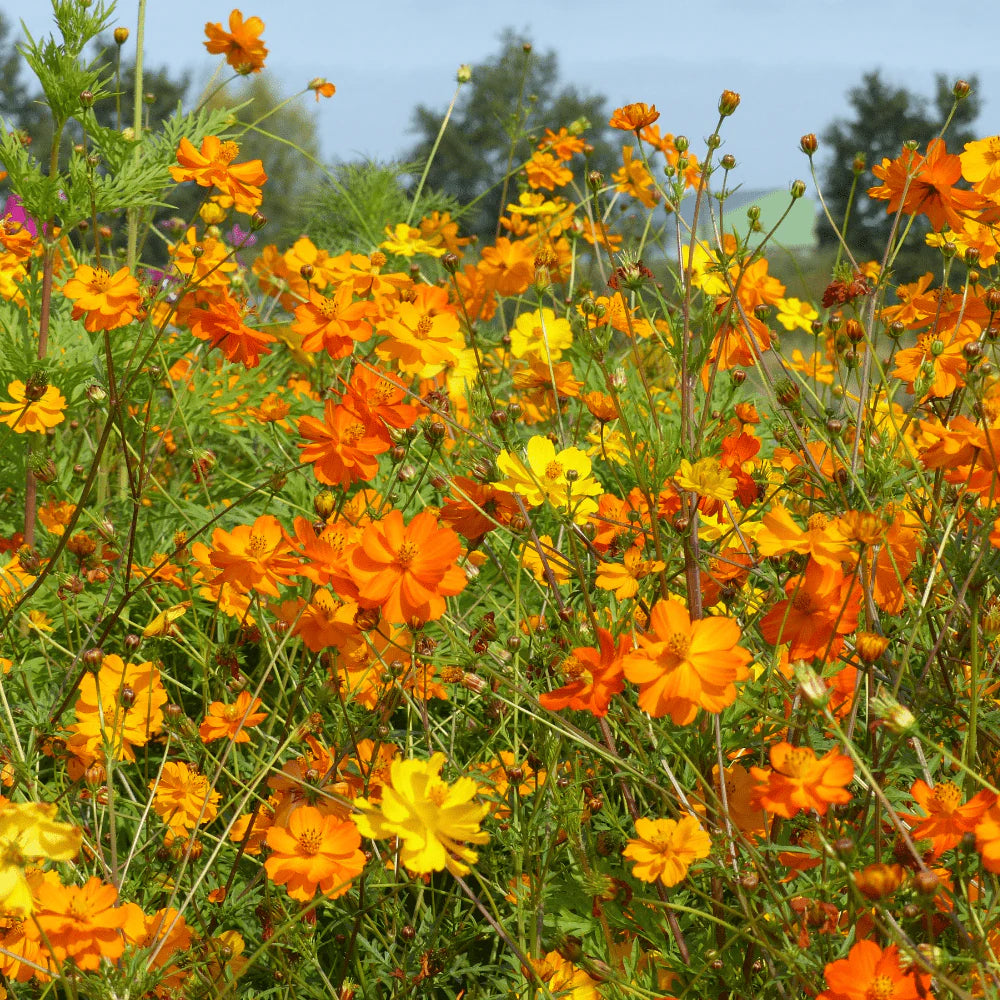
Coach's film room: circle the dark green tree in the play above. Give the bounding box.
[406,30,616,241]
[819,70,981,277]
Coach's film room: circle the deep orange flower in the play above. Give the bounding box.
[900,779,994,858]
[975,800,1000,873]
[622,598,751,724]
[349,510,467,624]
[204,10,268,74]
[540,627,631,718]
[344,364,422,431]
[170,136,267,213]
[187,291,276,369]
[439,475,521,544]
[310,77,336,102]
[62,264,142,332]
[817,939,933,1000]
[208,514,299,598]
[293,284,372,357]
[751,742,854,818]
[199,691,267,744]
[477,237,534,297]
[609,102,660,132]
[297,400,392,486]
[869,138,983,232]
[264,806,364,901]
[28,873,146,971]
[758,561,861,662]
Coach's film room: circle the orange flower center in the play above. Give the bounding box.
[90,267,111,292]
[663,631,691,659]
[316,296,338,320]
[222,704,240,722]
[560,655,586,680]
[395,539,419,568]
[543,461,563,480]
[780,747,814,778]
[427,782,448,807]
[216,141,240,165]
[370,381,394,405]
[368,252,387,269]
[416,315,433,337]
[806,513,829,531]
[792,592,812,613]
[248,532,270,559]
[343,422,366,445]
[296,827,323,856]
[932,781,962,813]
[865,974,896,1000]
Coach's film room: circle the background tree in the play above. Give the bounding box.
[406,30,616,241]
[819,70,981,278]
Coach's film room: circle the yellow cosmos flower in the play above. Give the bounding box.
[674,457,737,503]
[623,815,710,887]
[775,297,819,332]
[680,242,728,295]
[496,436,601,522]
[0,802,81,915]
[353,753,489,876]
[379,223,446,258]
[0,380,66,433]
[521,534,573,586]
[509,307,573,363]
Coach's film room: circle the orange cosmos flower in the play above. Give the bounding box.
[869,138,982,232]
[477,237,534,297]
[297,400,392,487]
[756,506,853,570]
[293,284,372,357]
[198,691,267,744]
[150,761,221,834]
[170,136,267,214]
[975,800,1000,873]
[624,815,711,887]
[750,742,854,818]
[817,940,933,1000]
[439,476,520,544]
[208,514,299,598]
[758,560,861,662]
[309,77,336,102]
[203,10,268,74]
[612,146,658,208]
[900,779,994,858]
[0,380,65,433]
[28,873,146,972]
[609,102,660,132]
[349,510,466,624]
[622,598,751,724]
[264,805,364,902]
[540,627,631,718]
[62,264,142,332]
[187,291,275,369]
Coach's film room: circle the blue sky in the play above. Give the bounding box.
[12,0,1000,190]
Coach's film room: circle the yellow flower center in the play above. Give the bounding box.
[664,631,691,659]
[296,828,323,856]
[370,381,393,405]
[416,315,433,337]
[368,252,387,269]
[933,782,962,813]
[560,655,586,681]
[223,704,240,722]
[90,267,111,292]
[866,974,896,1000]
[543,461,563,481]
[395,539,419,568]
[807,513,829,531]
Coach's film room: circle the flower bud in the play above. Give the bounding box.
[870,693,916,735]
[706,133,721,150]
[456,64,472,84]
[852,152,866,175]
[953,79,971,100]
[674,135,689,153]
[799,133,818,155]
[790,179,806,199]
[79,90,94,108]
[720,153,736,170]
[114,26,129,44]
[964,247,980,267]
[250,212,267,232]
[718,90,741,116]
